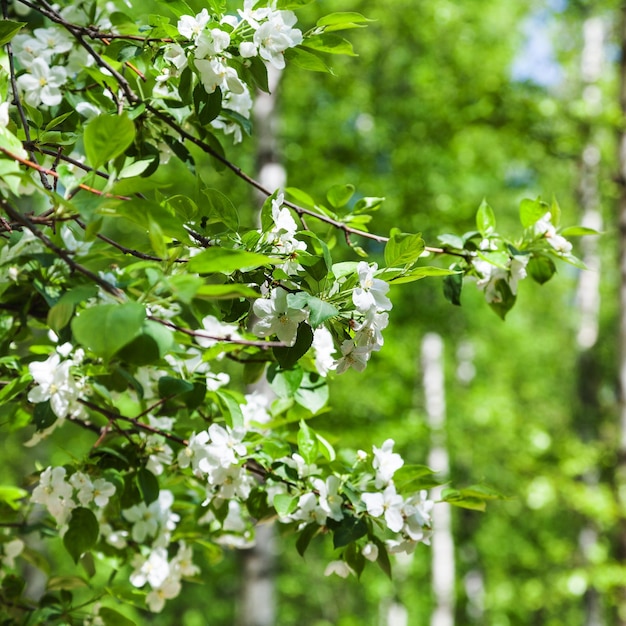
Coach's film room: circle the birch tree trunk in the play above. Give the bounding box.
[617,6,626,624]
[422,333,455,626]
[239,65,284,626]
[576,16,604,626]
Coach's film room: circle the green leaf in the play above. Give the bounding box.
[0,20,25,46]
[187,247,274,274]
[158,376,194,397]
[71,302,145,360]
[63,508,99,563]
[519,197,549,229]
[287,292,338,328]
[0,486,27,510]
[215,389,245,429]
[136,468,159,505]
[268,364,304,399]
[284,47,333,73]
[560,226,601,237]
[295,523,319,556]
[33,401,57,431]
[527,255,556,285]
[273,494,297,517]
[394,464,441,491]
[384,229,425,268]
[201,187,240,230]
[47,302,75,333]
[297,419,319,464]
[84,113,136,170]
[440,485,505,511]
[316,433,336,462]
[194,84,222,126]
[332,516,367,549]
[384,266,458,284]
[316,12,371,31]
[373,537,392,579]
[327,184,355,209]
[443,267,463,306]
[303,34,357,56]
[476,199,496,236]
[488,280,516,320]
[117,320,174,365]
[46,576,89,591]
[285,187,316,209]
[274,322,314,369]
[99,607,137,626]
[294,373,329,415]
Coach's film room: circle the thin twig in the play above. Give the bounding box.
[0,146,132,200]
[149,315,287,349]
[0,198,124,298]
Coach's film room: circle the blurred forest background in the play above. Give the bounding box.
[7,0,626,623]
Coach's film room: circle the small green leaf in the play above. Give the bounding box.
[284,47,333,73]
[394,465,441,491]
[274,494,297,517]
[294,373,329,415]
[443,267,463,306]
[0,20,25,46]
[201,188,240,230]
[384,266,458,284]
[274,323,314,369]
[99,607,137,626]
[384,229,425,268]
[527,256,556,285]
[296,523,319,556]
[215,389,245,429]
[84,113,136,170]
[303,34,357,56]
[136,468,159,505]
[476,199,496,236]
[0,486,27,510]
[316,12,371,30]
[560,226,601,237]
[158,376,194,397]
[332,516,367,549]
[63,508,99,563]
[71,303,145,360]
[327,184,355,209]
[297,419,319,464]
[519,197,549,229]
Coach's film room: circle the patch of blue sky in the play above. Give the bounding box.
[511,4,565,87]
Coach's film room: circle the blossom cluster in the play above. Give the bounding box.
[160,3,303,142]
[30,466,115,526]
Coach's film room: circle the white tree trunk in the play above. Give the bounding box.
[576,17,604,626]
[239,65,284,626]
[422,333,455,626]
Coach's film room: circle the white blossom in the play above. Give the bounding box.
[31,466,75,525]
[253,11,302,70]
[252,287,308,346]
[195,315,241,348]
[534,212,572,254]
[312,327,336,376]
[28,352,84,419]
[352,261,392,313]
[195,28,231,59]
[17,58,67,107]
[334,339,370,374]
[362,484,404,533]
[362,542,379,562]
[177,9,210,41]
[324,560,354,578]
[372,439,404,488]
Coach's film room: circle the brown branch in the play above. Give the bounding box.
[0,197,124,298]
[0,146,132,200]
[79,398,187,445]
[149,315,287,349]
[21,0,472,261]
